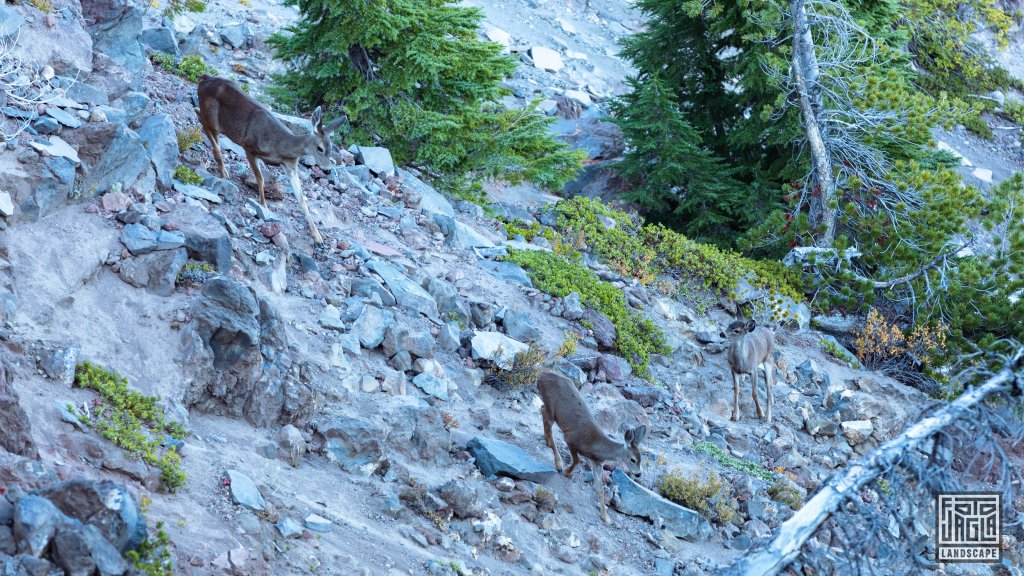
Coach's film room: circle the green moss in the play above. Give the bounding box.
[74,362,187,492]
[692,440,775,481]
[173,165,203,186]
[657,470,738,524]
[819,338,861,368]
[502,249,668,379]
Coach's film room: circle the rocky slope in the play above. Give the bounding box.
[0,0,1021,574]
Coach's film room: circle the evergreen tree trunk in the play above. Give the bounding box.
[791,0,837,247]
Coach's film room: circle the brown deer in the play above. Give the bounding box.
[194,74,345,245]
[538,370,647,524]
[720,316,776,423]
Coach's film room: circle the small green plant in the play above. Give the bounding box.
[876,477,892,496]
[176,260,215,286]
[74,362,187,492]
[125,521,175,576]
[819,338,860,368]
[767,478,805,510]
[176,127,204,152]
[173,165,203,185]
[556,330,578,358]
[151,53,216,83]
[489,344,547,391]
[962,111,994,140]
[657,470,737,524]
[692,441,774,481]
[399,479,449,530]
[26,0,54,12]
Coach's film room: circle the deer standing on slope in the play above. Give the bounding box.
[721,315,777,423]
[195,74,345,245]
[538,370,647,524]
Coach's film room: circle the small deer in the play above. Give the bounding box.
[195,74,345,245]
[537,370,647,524]
[720,316,776,423]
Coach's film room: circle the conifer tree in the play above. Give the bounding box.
[609,75,756,244]
[269,0,584,191]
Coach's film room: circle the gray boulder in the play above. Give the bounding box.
[503,310,540,343]
[582,308,616,350]
[0,357,37,458]
[117,248,187,296]
[139,26,177,55]
[397,168,453,216]
[13,496,60,556]
[561,293,584,320]
[478,260,533,288]
[317,415,388,476]
[219,22,251,49]
[36,480,148,553]
[163,204,234,272]
[138,114,179,190]
[353,146,396,177]
[412,373,449,401]
[610,469,712,541]
[226,470,266,511]
[432,214,496,249]
[470,332,529,370]
[82,125,150,196]
[467,436,557,483]
[182,278,319,427]
[351,305,396,349]
[424,277,468,324]
[366,260,439,318]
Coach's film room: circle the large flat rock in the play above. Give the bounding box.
[467,437,556,483]
[610,469,712,541]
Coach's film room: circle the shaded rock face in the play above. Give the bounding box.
[35,480,147,554]
[182,278,320,427]
[0,356,37,458]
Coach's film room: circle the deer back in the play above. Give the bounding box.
[727,326,775,374]
[538,371,625,462]
[196,75,310,164]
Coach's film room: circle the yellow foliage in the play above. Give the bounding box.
[854,308,947,369]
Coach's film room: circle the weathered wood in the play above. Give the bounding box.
[724,349,1023,576]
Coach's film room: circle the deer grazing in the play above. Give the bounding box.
[720,315,776,423]
[537,370,647,524]
[194,74,345,245]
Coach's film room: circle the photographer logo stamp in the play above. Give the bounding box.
[936,492,1001,563]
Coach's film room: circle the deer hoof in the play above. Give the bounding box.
[601,514,611,525]
[731,412,739,422]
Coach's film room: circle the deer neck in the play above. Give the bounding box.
[278,129,316,159]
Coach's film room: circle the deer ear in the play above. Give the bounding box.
[310,106,323,129]
[746,320,757,332]
[632,425,647,446]
[324,117,346,135]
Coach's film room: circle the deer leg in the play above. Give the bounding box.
[731,372,741,421]
[564,448,581,478]
[286,162,325,246]
[592,459,610,524]
[244,153,266,206]
[751,366,764,420]
[206,131,228,179]
[543,409,563,472]
[764,361,774,424]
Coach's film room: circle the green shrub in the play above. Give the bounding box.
[767,478,805,510]
[488,344,547,391]
[74,362,187,492]
[502,248,668,379]
[176,127,204,152]
[962,111,994,140]
[269,0,584,193]
[124,521,175,576]
[151,54,216,83]
[177,260,216,286]
[819,338,861,369]
[692,440,774,481]
[550,197,804,306]
[172,165,203,185]
[658,470,738,524]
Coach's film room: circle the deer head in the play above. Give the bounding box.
[306,106,347,169]
[619,425,648,478]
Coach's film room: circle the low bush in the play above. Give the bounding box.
[767,478,805,511]
[658,469,738,524]
[74,362,187,492]
[125,521,175,576]
[488,344,547,391]
[502,248,668,379]
[692,440,774,481]
[176,127,204,152]
[151,54,216,83]
[172,165,203,185]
